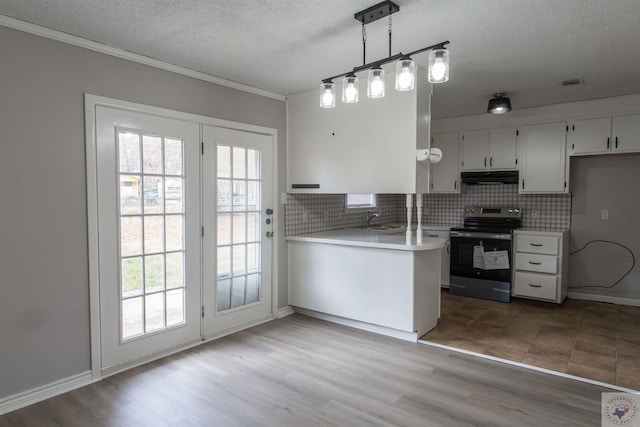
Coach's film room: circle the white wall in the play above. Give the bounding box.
[0,26,287,399]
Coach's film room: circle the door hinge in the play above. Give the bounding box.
[566,125,569,132]
[564,181,567,188]
[516,130,519,136]
[515,158,518,165]
[572,143,575,150]
[462,135,465,141]
[202,306,205,318]
[572,125,575,131]
[202,226,204,237]
[201,142,204,155]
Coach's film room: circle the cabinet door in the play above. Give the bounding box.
[571,117,612,155]
[488,127,518,169]
[613,114,640,152]
[430,132,460,193]
[460,129,489,170]
[519,122,567,193]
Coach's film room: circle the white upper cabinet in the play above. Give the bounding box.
[570,113,640,155]
[489,127,519,169]
[519,122,568,194]
[570,117,612,155]
[613,114,640,153]
[430,132,460,193]
[460,127,517,171]
[287,71,432,194]
[460,129,488,170]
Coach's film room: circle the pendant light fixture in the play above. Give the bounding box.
[319,79,336,108]
[395,55,416,91]
[487,93,512,114]
[368,65,385,98]
[319,1,450,108]
[342,72,359,103]
[428,48,449,83]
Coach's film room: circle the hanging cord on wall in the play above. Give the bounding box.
[568,240,636,289]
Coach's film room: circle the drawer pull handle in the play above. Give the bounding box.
[529,243,543,247]
[528,261,542,265]
[528,284,542,288]
[427,234,438,237]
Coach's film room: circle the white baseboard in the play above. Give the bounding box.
[568,292,640,307]
[293,307,419,342]
[275,306,295,319]
[0,371,94,416]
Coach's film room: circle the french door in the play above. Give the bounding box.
[202,125,273,337]
[96,106,201,371]
[92,100,275,373]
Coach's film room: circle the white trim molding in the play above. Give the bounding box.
[0,15,285,102]
[0,372,94,416]
[276,306,295,319]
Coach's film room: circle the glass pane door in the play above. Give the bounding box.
[202,125,272,336]
[117,130,186,340]
[216,145,262,312]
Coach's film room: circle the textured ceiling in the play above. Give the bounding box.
[2,0,640,118]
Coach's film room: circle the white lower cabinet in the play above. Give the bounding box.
[423,228,450,287]
[513,229,569,303]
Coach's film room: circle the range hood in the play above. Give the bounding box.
[461,170,519,185]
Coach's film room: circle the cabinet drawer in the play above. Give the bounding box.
[516,235,559,255]
[515,253,558,274]
[514,272,558,301]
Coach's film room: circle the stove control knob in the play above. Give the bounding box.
[514,209,520,214]
[508,209,513,213]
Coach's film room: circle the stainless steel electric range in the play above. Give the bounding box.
[449,206,522,302]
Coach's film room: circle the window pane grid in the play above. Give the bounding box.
[117,129,186,341]
[216,145,262,313]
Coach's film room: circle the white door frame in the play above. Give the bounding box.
[85,93,280,379]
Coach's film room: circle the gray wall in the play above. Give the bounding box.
[0,26,287,399]
[569,153,640,300]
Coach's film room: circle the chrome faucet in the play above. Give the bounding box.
[364,211,380,227]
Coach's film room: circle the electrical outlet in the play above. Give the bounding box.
[601,210,609,220]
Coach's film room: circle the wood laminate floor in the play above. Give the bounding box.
[1,314,614,426]
[422,290,640,391]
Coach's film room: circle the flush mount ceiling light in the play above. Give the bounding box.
[319,0,450,108]
[487,93,512,114]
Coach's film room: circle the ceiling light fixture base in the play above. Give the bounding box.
[354,1,400,25]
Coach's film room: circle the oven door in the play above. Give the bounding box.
[449,231,513,301]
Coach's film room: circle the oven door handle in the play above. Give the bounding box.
[450,231,513,240]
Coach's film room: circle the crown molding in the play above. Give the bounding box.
[0,15,286,102]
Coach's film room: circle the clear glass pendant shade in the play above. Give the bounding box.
[395,57,415,91]
[319,80,336,108]
[342,73,359,103]
[367,66,385,98]
[428,48,449,83]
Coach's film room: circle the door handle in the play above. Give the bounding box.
[529,243,543,247]
[489,157,493,167]
[265,231,273,238]
[528,284,542,288]
[528,261,542,265]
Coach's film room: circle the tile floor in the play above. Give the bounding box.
[421,290,640,391]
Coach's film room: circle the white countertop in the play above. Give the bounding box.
[515,228,569,235]
[287,228,445,252]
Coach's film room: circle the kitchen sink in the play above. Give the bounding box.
[350,225,407,234]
